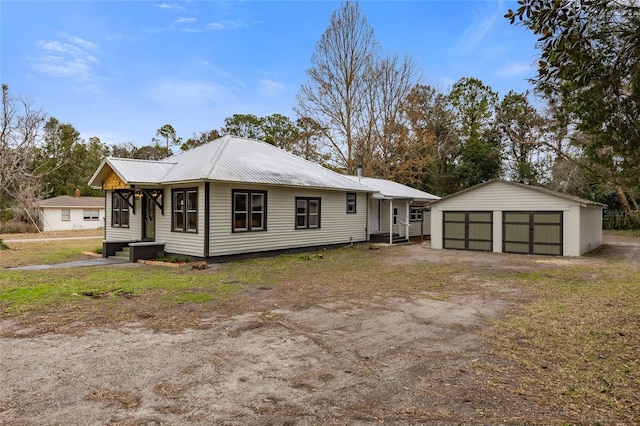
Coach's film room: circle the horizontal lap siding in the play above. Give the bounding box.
[155,183,206,257]
[41,208,105,231]
[578,205,604,255]
[105,192,140,241]
[209,183,368,257]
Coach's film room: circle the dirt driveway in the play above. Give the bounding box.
[1,236,638,425]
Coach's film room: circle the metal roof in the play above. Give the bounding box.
[90,136,374,192]
[429,179,607,208]
[343,176,440,202]
[38,196,104,208]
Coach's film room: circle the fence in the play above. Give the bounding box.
[603,210,640,230]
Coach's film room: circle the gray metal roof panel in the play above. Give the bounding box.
[344,176,440,201]
[162,136,374,191]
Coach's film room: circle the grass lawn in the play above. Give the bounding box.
[1,232,639,423]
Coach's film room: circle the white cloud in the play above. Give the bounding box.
[29,34,101,86]
[175,17,196,24]
[453,5,500,53]
[146,78,238,108]
[257,79,286,96]
[497,61,533,77]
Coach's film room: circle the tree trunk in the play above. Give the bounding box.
[613,183,640,227]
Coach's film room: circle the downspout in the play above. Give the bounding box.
[204,182,210,258]
[389,199,394,245]
[406,200,411,242]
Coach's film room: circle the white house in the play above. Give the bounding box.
[429,179,606,256]
[38,192,105,231]
[88,136,435,261]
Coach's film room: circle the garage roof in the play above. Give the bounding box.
[429,179,607,208]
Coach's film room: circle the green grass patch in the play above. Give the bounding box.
[491,263,640,423]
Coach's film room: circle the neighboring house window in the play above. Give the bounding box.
[232,190,266,232]
[393,207,398,225]
[83,209,99,221]
[61,209,70,221]
[296,197,321,229]
[172,188,198,232]
[410,207,422,222]
[346,193,357,214]
[111,193,129,228]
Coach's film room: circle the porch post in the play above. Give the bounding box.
[389,199,394,244]
[405,200,410,241]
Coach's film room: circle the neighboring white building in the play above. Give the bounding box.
[39,192,105,231]
[429,179,606,256]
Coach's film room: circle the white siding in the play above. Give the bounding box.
[155,184,206,257]
[40,207,105,231]
[105,192,140,241]
[208,183,368,257]
[578,205,604,255]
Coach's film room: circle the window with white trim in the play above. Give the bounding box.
[346,193,357,214]
[83,209,100,221]
[61,209,70,221]
[410,207,422,222]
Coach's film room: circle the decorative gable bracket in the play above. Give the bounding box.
[142,189,164,216]
[115,190,135,214]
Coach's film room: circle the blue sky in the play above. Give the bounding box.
[1,0,540,147]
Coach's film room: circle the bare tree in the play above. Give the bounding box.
[0,84,46,220]
[296,1,379,174]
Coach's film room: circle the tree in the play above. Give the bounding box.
[152,124,182,152]
[39,118,82,197]
[448,78,501,189]
[506,0,640,222]
[494,91,548,184]
[262,113,298,150]
[401,84,459,195]
[296,1,418,174]
[180,129,220,151]
[220,114,264,140]
[0,84,46,218]
[292,117,330,164]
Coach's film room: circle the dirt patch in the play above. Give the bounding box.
[0,232,638,424]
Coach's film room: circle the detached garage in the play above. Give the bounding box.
[430,179,606,256]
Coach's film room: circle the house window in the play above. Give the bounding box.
[83,209,99,221]
[393,207,398,225]
[172,188,198,232]
[410,207,422,222]
[296,197,321,229]
[232,190,266,232]
[346,193,357,214]
[111,193,129,228]
[61,209,70,221]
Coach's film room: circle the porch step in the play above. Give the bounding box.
[370,233,409,244]
[112,247,130,260]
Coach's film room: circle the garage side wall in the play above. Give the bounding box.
[578,205,604,255]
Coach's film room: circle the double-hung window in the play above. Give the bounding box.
[346,193,357,214]
[233,190,266,232]
[296,197,321,229]
[111,193,129,228]
[61,209,70,221]
[172,188,198,232]
[410,207,422,222]
[84,209,99,221]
